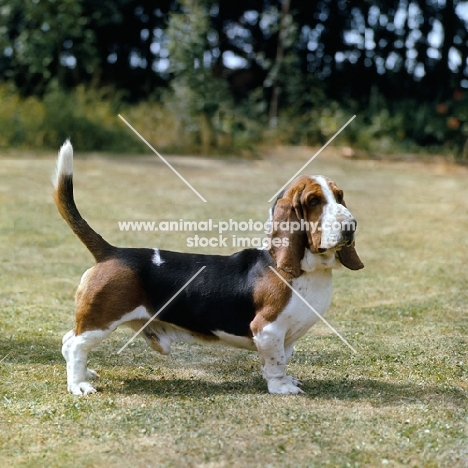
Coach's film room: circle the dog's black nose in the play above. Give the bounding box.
[318,248,327,253]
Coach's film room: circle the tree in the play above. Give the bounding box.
[166,0,229,151]
[0,0,98,94]
[1,0,467,106]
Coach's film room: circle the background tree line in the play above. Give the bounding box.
[1,0,468,157]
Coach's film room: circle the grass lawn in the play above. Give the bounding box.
[0,145,467,467]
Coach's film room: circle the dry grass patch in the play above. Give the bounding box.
[0,147,467,467]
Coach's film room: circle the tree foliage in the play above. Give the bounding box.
[165,0,230,149]
[2,0,467,100]
[1,0,468,154]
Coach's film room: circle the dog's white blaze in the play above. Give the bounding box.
[314,175,335,203]
[152,248,164,266]
[314,175,353,250]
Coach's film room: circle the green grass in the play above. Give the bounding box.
[0,146,467,467]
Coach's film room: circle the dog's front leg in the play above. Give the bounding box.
[253,323,303,395]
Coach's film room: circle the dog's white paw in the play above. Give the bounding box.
[68,382,97,396]
[86,368,99,380]
[267,378,304,395]
[286,375,302,387]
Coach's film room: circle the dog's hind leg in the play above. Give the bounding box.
[62,328,112,396]
[62,329,99,381]
[63,259,147,395]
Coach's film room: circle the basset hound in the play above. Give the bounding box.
[54,140,363,396]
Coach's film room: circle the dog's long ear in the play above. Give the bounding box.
[269,197,306,278]
[337,242,364,270]
[337,196,364,270]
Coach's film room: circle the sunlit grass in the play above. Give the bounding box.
[0,146,467,467]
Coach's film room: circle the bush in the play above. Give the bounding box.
[41,83,148,152]
[1,81,467,160]
[0,84,45,148]
[0,83,143,153]
[0,83,264,156]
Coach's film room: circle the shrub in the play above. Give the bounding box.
[0,83,143,152]
[1,81,467,160]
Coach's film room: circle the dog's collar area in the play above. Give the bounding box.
[273,265,297,281]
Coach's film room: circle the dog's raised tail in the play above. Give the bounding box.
[53,140,115,263]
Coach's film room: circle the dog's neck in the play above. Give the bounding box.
[300,249,340,272]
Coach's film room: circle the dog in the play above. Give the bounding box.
[53,140,363,395]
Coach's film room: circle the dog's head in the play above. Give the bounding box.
[268,175,364,277]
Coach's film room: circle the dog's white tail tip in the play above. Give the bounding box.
[53,139,73,188]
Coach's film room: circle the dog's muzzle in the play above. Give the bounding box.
[319,204,357,251]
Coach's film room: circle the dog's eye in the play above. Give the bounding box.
[308,196,321,207]
[336,191,344,204]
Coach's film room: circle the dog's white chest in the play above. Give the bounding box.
[280,269,333,345]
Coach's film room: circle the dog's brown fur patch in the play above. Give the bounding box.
[250,268,293,335]
[74,259,145,334]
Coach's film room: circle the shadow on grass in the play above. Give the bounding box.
[302,378,467,406]
[114,377,266,397]
[0,336,63,365]
[3,336,466,408]
[113,376,467,406]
